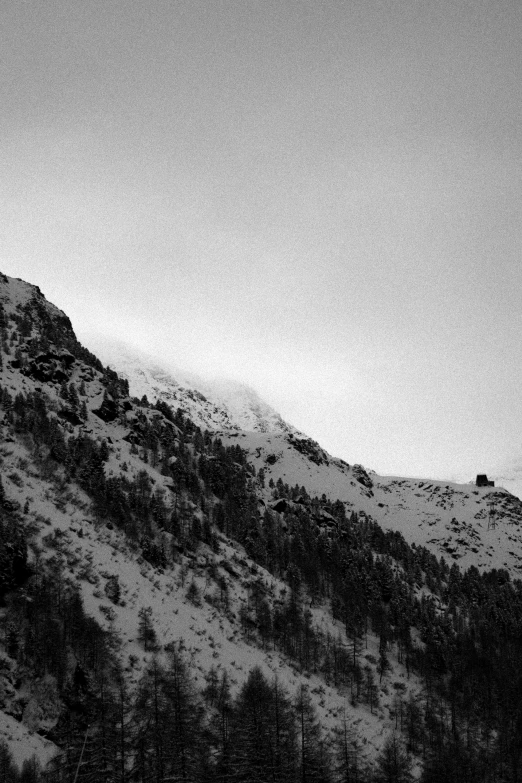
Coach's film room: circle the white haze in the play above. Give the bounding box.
[2,0,521,493]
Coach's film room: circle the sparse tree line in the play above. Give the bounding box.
[0,567,409,783]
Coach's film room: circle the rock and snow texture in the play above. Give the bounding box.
[86,338,299,436]
[0,712,57,771]
[0,273,404,767]
[83,335,522,575]
[0,388,410,769]
[3,271,522,773]
[0,275,68,324]
[488,464,522,508]
[221,429,522,574]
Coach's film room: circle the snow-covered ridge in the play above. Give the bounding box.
[86,338,301,437]
[84,336,522,575]
[221,428,522,573]
[0,274,67,322]
[73,335,522,578]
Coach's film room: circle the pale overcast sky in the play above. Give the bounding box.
[1,0,521,483]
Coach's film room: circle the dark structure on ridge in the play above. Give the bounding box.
[476,473,495,487]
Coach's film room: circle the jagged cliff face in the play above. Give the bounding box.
[3,272,522,781]
[0,274,103,379]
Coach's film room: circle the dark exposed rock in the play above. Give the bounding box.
[24,349,75,383]
[288,436,328,466]
[58,406,84,426]
[93,394,118,422]
[315,509,337,525]
[271,498,289,513]
[58,351,75,367]
[352,464,374,490]
[222,561,240,578]
[270,498,307,515]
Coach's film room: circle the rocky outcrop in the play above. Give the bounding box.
[287,434,329,466]
[353,463,374,490]
[92,393,118,423]
[24,349,75,383]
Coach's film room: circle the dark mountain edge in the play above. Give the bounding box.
[1,272,522,782]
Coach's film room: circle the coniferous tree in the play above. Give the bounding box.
[206,670,233,783]
[0,741,20,783]
[162,642,206,783]
[19,757,40,783]
[230,667,298,783]
[331,711,370,783]
[137,607,157,651]
[295,685,332,783]
[272,676,299,783]
[378,635,390,684]
[364,667,379,714]
[131,657,171,783]
[112,663,134,783]
[375,734,413,783]
[231,667,275,782]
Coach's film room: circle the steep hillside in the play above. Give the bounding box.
[88,338,299,436]
[91,337,522,575]
[3,272,522,783]
[0,273,418,778]
[221,430,522,574]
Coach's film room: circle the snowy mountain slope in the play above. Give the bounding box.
[0,276,67,323]
[85,333,522,575]
[220,429,522,574]
[4,271,522,781]
[0,273,421,771]
[0,432,408,767]
[0,712,56,771]
[488,463,522,508]
[86,338,299,436]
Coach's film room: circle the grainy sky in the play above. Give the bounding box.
[1,0,521,482]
